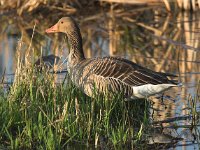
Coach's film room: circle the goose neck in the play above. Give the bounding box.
[67,29,85,61]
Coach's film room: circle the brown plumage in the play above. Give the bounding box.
[45,17,179,99]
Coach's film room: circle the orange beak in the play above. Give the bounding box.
[45,23,59,33]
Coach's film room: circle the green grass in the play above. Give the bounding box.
[0,59,150,149]
[1,44,200,150]
[1,39,199,149]
[187,81,200,147]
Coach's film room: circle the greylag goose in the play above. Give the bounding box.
[34,54,60,71]
[45,17,178,99]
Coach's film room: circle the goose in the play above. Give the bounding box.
[45,17,179,99]
[34,54,60,71]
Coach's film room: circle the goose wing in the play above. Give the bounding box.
[90,57,176,87]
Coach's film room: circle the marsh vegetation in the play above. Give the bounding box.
[0,0,200,149]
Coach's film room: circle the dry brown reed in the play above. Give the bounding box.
[177,0,200,11]
[100,0,200,11]
[1,0,200,16]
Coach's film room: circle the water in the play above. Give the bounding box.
[0,7,200,149]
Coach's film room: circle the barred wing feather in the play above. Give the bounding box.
[76,57,177,98]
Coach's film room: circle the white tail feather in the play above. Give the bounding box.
[131,84,178,99]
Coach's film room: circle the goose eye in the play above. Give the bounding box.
[61,21,63,24]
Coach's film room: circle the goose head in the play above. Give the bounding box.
[45,17,79,34]
[45,17,85,60]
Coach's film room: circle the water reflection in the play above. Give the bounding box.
[0,8,200,149]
